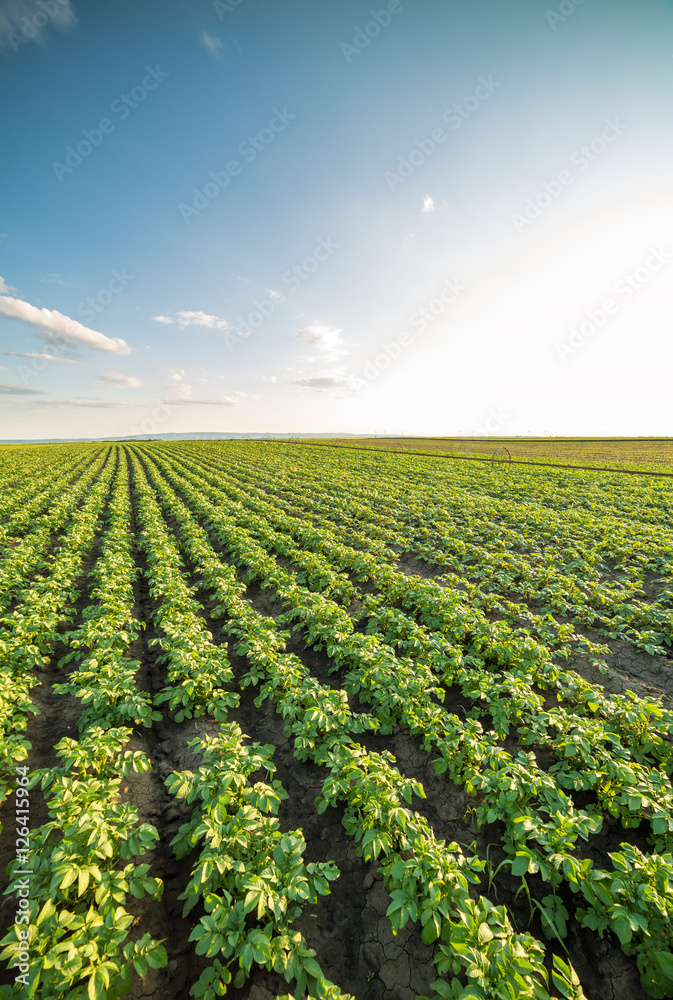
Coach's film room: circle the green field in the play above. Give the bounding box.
[305,437,673,470]
[1,441,672,1000]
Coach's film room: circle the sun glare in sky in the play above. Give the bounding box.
[1,0,671,439]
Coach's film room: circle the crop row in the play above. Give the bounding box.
[1,451,166,998]
[128,450,353,1000]
[0,451,114,823]
[181,442,673,657]
[138,445,673,998]
[134,446,586,1000]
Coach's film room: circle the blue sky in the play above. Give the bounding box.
[1,0,672,439]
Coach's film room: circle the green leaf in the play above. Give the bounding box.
[78,868,90,896]
[510,854,530,877]
[36,898,57,926]
[87,969,108,1000]
[60,868,78,890]
[551,955,583,1000]
[477,922,494,944]
[652,952,673,987]
[146,945,168,969]
[133,956,149,977]
[612,917,632,946]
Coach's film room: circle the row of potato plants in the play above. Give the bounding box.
[1,449,167,999]
[166,723,352,1000]
[0,729,166,1000]
[254,440,673,575]
[130,451,240,724]
[0,445,93,527]
[142,446,673,998]
[215,483,673,841]
[353,454,673,645]
[129,452,353,1000]
[0,447,93,549]
[150,448,673,787]
[162,446,617,668]
[0,450,106,614]
[296,451,668,656]
[0,451,114,825]
[162,453,673,826]
[136,447,584,1000]
[195,442,673,658]
[206,449,673,768]
[55,452,159,730]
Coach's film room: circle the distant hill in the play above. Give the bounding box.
[0,432,361,444]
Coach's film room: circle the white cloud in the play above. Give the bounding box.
[153,310,230,330]
[41,274,71,286]
[261,375,278,383]
[37,398,131,409]
[290,369,359,392]
[293,324,348,361]
[94,371,143,388]
[160,374,247,406]
[0,277,16,294]
[0,382,44,395]
[0,0,77,51]
[265,288,283,301]
[0,294,130,353]
[199,30,223,59]
[172,395,240,406]
[176,310,229,329]
[2,351,78,364]
[34,329,76,350]
[422,195,435,213]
